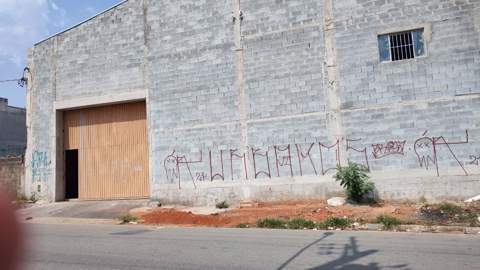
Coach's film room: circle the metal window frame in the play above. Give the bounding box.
[378,26,428,63]
[388,30,416,61]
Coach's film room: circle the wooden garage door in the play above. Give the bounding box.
[64,101,149,200]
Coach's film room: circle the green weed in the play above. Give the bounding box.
[319,217,351,230]
[287,218,316,230]
[376,215,401,230]
[119,214,139,224]
[256,218,287,229]
[334,162,375,203]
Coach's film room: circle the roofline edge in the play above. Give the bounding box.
[34,0,130,46]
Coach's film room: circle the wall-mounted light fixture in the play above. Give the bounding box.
[17,67,30,88]
[232,11,244,23]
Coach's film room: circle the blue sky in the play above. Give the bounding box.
[0,0,123,108]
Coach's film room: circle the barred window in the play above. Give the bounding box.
[378,29,425,62]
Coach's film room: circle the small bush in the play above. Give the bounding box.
[334,162,375,203]
[119,214,138,224]
[216,201,229,209]
[376,215,401,230]
[236,223,250,228]
[419,196,428,204]
[319,217,351,230]
[287,218,316,230]
[256,218,287,229]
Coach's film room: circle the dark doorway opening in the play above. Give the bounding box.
[65,149,79,199]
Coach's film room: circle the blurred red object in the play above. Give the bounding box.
[0,188,23,270]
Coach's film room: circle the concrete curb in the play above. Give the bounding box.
[21,217,120,225]
[20,217,480,235]
[355,224,480,235]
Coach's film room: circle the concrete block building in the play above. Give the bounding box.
[0,98,26,158]
[26,0,480,205]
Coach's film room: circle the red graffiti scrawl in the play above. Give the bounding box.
[414,130,469,176]
[372,140,406,159]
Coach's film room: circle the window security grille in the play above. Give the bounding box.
[378,29,425,62]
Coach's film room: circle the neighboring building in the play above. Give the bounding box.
[0,157,25,199]
[0,98,26,158]
[26,0,480,205]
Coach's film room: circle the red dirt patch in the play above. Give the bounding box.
[140,208,231,227]
[138,200,418,228]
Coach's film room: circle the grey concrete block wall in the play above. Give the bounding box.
[341,97,480,174]
[26,0,480,205]
[147,0,238,128]
[25,0,148,200]
[335,0,480,109]
[0,157,25,199]
[27,38,57,199]
[242,0,326,119]
[336,0,480,177]
[54,0,146,100]
[0,99,26,157]
[145,0,245,203]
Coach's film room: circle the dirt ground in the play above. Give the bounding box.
[136,200,419,228]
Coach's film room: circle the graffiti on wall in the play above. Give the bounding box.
[414,130,469,176]
[469,155,480,166]
[163,130,475,189]
[372,140,406,159]
[31,150,51,184]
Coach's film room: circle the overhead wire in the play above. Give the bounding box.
[0,68,30,87]
[0,79,21,83]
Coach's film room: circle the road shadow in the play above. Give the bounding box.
[278,234,410,270]
[309,237,409,270]
[277,232,334,270]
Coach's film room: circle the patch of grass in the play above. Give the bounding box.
[420,202,463,220]
[236,223,250,228]
[318,217,351,230]
[420,202,479,226]
[255,217,357,231]
[438,203,463,215]
[376,215,401,230]
[287,218,316,230]
[256,218,287,229]
[215,201,229,209]
[119,214,139,224]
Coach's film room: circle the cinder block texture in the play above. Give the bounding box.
[0,100,26,158]
[0,157,24,199]
[27,0,480,205]
[335,0,480,109]
[54,0,146,100]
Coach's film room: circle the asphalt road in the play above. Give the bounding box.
[23,223,480,270]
